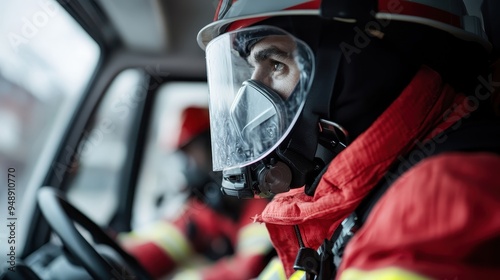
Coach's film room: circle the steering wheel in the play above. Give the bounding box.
[37,186,153,280]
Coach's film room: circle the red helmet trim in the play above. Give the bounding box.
[214,0,223,21]
[214,0,240,21]
[227,16,270,32]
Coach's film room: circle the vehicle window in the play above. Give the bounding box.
[66,69,147,226]
[0,0,100,221]
[132,82,209,228]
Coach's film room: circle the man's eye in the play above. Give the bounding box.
[272,61,285,72]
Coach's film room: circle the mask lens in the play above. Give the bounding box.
[230,80,284,159]
[205,26,315,171]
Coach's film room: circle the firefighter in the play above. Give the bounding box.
[197,0,500,279]
[120,106,273,279]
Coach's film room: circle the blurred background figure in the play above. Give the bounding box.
[119,106,274,280]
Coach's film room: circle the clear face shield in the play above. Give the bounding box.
[205,26,315,198]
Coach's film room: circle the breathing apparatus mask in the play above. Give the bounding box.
[205,25,348,198]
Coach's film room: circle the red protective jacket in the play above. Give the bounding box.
[122,198,272,279]
[257,66,500,279]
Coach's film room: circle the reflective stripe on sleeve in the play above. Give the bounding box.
[289,270,306,280]
[339,267,432,280]
[237,222,273,255]
[257,256,307,280]
[257,257,287,280]
[125,221,193,264]
[171,269,203,280]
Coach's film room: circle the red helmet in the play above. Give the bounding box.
[198,0,491,51]
[175,106,210,149]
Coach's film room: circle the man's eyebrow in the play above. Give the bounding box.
[252,46,290,63]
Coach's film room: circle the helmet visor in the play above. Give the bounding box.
[205,26,315,171]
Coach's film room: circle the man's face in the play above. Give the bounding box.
[247,35,300,99]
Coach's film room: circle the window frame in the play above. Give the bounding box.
[19,0,113,258]
[18,0,210,261]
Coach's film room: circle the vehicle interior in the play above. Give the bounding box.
[0,0,499,279]
[1,0,217,279]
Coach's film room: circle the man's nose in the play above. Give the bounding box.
[251,67,271,87]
